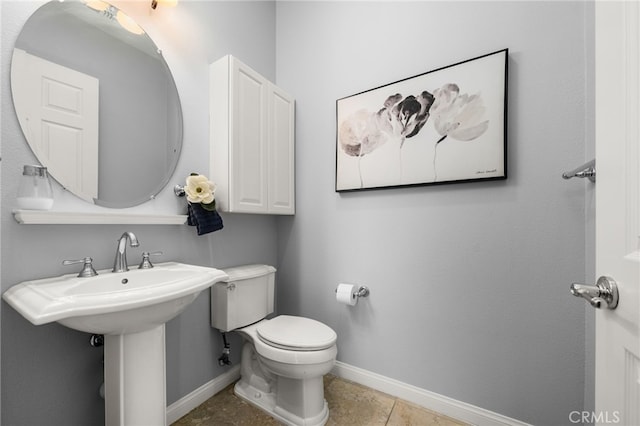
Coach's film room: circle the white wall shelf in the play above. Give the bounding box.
[13,210,188,225]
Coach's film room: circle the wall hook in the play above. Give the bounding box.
[174,185,185,197]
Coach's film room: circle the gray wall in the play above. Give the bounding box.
[1,1,277,425]
[0,1,594,426]
[275,2,593,425]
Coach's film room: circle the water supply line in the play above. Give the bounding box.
[89,334,104,347]
[218,332,232,366]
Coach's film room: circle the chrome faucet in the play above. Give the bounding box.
[112,232,140,272]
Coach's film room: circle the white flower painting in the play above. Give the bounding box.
[336,49,507,191]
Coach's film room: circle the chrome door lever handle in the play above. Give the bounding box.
[570,276,619,310]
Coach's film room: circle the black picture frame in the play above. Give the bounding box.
[336,48,508,192]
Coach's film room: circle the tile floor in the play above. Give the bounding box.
[172,374,468,426]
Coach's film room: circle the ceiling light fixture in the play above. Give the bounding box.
[150,0,178,10]
[85,0,109,12]
[84,1,144,35]
[115,10,145,35]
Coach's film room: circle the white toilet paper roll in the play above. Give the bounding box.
[336,283,358,306]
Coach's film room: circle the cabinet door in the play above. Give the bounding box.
[268,83,295,215]
[230,59,268,213]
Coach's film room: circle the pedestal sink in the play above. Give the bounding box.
[3,262,229,426]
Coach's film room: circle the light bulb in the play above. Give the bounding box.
[116,11,145,35]
[85,0,109,12]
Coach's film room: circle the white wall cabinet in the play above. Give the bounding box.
[210,55,295,215]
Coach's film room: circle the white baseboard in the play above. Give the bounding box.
[165,361,529,426]
[166,365,241,424]
[331,361,531,426]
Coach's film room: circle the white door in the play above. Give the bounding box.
[594,2,640,424]
[11,49,99,203]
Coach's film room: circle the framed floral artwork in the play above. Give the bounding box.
[336,49,508,192]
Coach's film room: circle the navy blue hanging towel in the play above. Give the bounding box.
[187,203,223,235]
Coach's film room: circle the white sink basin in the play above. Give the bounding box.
[4,260,229,425]
[3,261,229,334]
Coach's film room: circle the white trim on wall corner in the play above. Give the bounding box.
[331,361,532,426]
[166,365,240,424]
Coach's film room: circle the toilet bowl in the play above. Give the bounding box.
[235,316,337,425]
[210,265,337,426]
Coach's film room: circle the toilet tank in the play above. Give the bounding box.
[211,264,276,332]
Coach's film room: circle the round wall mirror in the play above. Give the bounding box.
[11,0,183,208]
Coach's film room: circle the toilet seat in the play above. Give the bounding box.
[237,317,337,365]
[257,315,337,351]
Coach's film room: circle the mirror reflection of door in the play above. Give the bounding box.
[12,48,99,203]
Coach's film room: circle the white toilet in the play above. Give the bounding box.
[211,264,337,426]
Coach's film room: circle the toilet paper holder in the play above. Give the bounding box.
[355,286,370,298]
[335,285,370,298]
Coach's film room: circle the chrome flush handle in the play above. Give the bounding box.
[570,276,619,309]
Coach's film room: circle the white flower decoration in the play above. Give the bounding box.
[185,174,216,205]
[430,83,489,143]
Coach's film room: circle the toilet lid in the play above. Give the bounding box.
[257,315,337,351]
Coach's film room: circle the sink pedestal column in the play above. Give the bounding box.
[104,325,167,426]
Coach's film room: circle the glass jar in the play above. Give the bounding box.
[16,165,54,210]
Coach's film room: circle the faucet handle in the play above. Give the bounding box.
[138,251,163,269]
[63,257,99,277]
